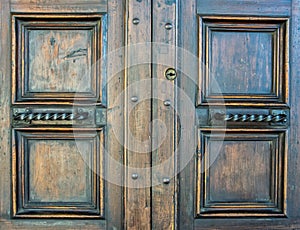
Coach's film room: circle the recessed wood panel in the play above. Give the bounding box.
[199,17,288,105]
[196,131,286,217]
[28,139,92,203]
[12,129,104,218]
[210,31,273,95]
[12,14,106,103]
[28,30,92,93]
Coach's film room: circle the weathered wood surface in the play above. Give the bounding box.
[28,30,92,93]
[179,0,299,228]
[197,0,291,16]
[1,0,123,228]
[124,0,152,229]
[1,0,300,229]
[11,0,107,13]
[151,0,177,229]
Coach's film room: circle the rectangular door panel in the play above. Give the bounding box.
[196,130,286,217]
[12,14,106,103]
[199,16,289,105]
[12,129,104,218]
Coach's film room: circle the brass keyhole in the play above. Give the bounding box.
[165,68,177,80]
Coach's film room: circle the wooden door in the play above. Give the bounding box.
[1,0,300,229]
[178,0,300,229]
[0,0,125,229]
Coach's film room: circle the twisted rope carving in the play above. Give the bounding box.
[13,112,88,122]
[214,113,287,123]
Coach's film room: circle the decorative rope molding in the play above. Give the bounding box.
[214,112,287,123]
[13,111,88,122]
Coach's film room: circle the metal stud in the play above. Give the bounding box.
[132,18,140,25]
[163,100,171,106]
[131,96,139,102]
[132,173,139,180]
[162,177,170,184]
[165,23,173,30]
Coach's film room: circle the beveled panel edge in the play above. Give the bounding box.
[195,129,287,218]
[197,16,289,106]
[11,13,107,105]
[12,128,105,219]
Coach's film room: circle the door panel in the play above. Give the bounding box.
[12,14,105,103]
[12,129,104,218]
[196,130,286,217]
[199,16,288,104]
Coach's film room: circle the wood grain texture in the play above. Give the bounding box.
[12,15,103,103]
[124,0,152,229]
[28,140,92,203]
[105,0,125,229]
[12,129,103,218]
[195,219,300,229]
[0,0,12,223]
[197,131,285,217]
[179,0,295,228]
[1,0,300,229]
[152,0,177,229]
[1,0,112,228]
[288,0,300,218]
[210,31,273,94]
[177,0,198,228]
[197,0,291,16]
[199,17,289,104]
[11,0,107,13]
[208,140,272,202]
[28,30,92,93]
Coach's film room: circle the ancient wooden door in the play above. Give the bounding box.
[1,0,300,229]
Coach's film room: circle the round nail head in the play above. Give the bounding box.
[131,96,138,102]
[132,18,140,25]
[165,23,173,30]
[164,100,171,106]
[132,173,139,180]
[163,177,170,184]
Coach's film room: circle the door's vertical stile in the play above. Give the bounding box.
[289,0,300,217]
[152,0,177,229]
[106,0,125,229]
[0,0,11,226]
[177,0,198,228]
[124,0,152,229]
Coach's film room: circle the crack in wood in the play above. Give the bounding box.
[63,48,87,59]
